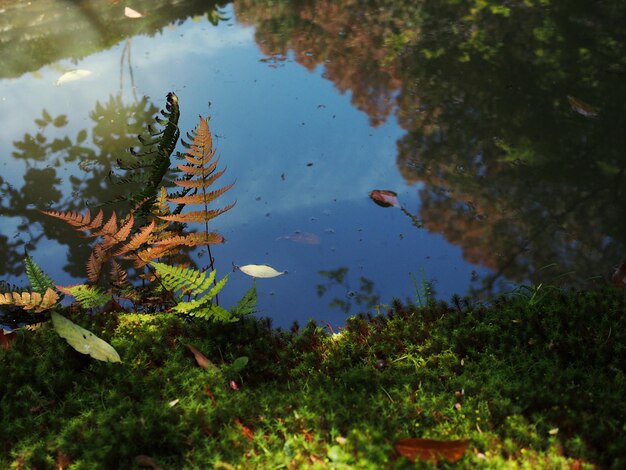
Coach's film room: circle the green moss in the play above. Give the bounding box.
[1,288,624,468]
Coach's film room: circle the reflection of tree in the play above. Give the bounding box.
[0,0,230,79]
[236,0,412,126]
[317,267,380,315]
[1,95,159,277]
[238,0,626,293]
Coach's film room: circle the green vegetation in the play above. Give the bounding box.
[2,287,624,468]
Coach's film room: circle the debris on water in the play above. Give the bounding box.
[369,189,399,208]
[567,95,599,119]
[277,231,321,245]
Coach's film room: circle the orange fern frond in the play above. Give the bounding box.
[86,244,107,284]
[109,259,128,287]
[175,162,217,176]
[159,116,234,229]
[114,219,157,256]
[92,211,118,238]
[40,209,93,229]
[172,168,226,189]
[167,182,236,206]
[81,210,104,231]
[153,232,224,247]
[159,205,235,224]
[102,214,134,248]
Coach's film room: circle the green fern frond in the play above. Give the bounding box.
[58,284,112,309]
[25,253,56,295]
[230,281,257,317]
[151,262,231,321]
[150,262,215,297]
[116,92,181,212]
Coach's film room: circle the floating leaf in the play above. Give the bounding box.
[369,189,399,208]
[186,343,217,370]
[236,264,287,278]
[55,69,92,86]
[276,231,321,244]
[567,95,599,119]
[394,438,470,464]
[51,312,121,363]
[124,6,144,18]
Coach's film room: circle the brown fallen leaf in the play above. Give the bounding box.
[369,189,400,208]
[234,418,255,441]
[186,343,216,370]
[56,451,72,470]
[395,438,470,464]
[135,455,163,470]
[611,261,626,288]
[0,330,16,351]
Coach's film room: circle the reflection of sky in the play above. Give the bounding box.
[0,6,491,327]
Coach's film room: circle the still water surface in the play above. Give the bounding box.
[1,1,624,327]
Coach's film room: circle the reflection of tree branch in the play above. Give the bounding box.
[119,39,138,102]
[481,188,605,293]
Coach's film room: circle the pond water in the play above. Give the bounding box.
[1,1,625,328]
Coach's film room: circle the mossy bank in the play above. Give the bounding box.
[2,287,625,469]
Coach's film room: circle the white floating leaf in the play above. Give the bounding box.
[56,69,92,86]
[51,312,121,363]
[237,264,287,278]
[124,6,143,18]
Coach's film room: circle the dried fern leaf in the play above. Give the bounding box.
[0,288,58,312]
[86,246,106,284]
[113,219,156,256]
[159,204,235,224]
[175,161,218,176]
[172,168,225,189]
[92,211,117,238]
[109,259,126,283]
[167,182,235,206]
[81,210,104,231]
[102,214,134,248]
[41,209,92,228]
[153,232,224,247]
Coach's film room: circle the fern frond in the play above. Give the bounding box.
[92,212,117,238]
[167,182,236,206]
[158,116,234,230]
[81,210,104,231]
[113,219,156,256]
[0,288,59,313]
[25,254,56,295]
[150,262,215,297]
[101,214,134,249]
[159,205,235,224]
[86,244,107,284]
[40,209,93,229]
[116,92,181,212]
[231,281,257,317]
[57,284,112,309]
[109,260,128,287]
[170,275,229,319]
[153,232,224,247]
[172,167,225,189]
